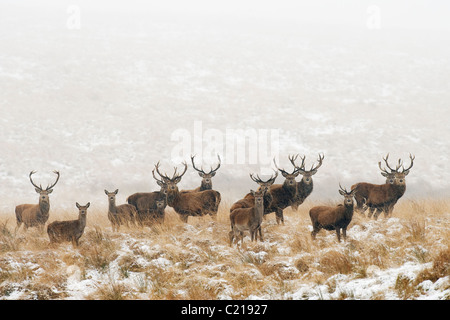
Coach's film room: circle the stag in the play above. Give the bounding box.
[230,171,278,213]
[264,156,301,224]
[229,189,265,246]
[155,162,221,223]
[289,153,324,211]
[351,155,398,216]
[185,154,221,192]
[127,162,168,225]
[15,170,60,232]
[105,189,138,231]
[47,202,90,247]
[309,184,356,242]
[362,153,414,220]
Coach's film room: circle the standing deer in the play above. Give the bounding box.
[229,189,265,246]
[155,162,221,223]
[105,189,138,231]
[289,153,324,211]
[127,162,168,225]
[230,171,278,212]
[264,156,301,224]
[187,154,221,192]
[309,184,356,242]
[363,154,414,220]
[15,170,60,232]
[47,202,90,247]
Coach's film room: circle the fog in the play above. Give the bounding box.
[1,0,449,211]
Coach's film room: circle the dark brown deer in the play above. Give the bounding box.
[105,189,138,231]
[15,170,60,232]
[127,162,168,225]
[309,184,356,242]
[186,154,221,192]
[289,153,324,211]
[47,202,90,247]
[264,156,301,224]
[229,189,265,246]
[362,154,414,220]
[351,156,398,216]
[229,170,278,213]
[155,162,221,223]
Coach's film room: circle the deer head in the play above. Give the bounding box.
[379,153,415,186]
[154,161,188,195]
[339,183,356,205]
[104,189,119,202]
[190,154,221,190]
[273,156,301,187]
[76,202,90,215]
[290,153,324,185]
[29,170,60,203]
[250,170,278,193]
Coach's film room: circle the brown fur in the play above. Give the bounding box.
[15,170,60,232]
[47,202,89,247]
[229,189,264,246]
[105,189,138,231]
[309,186,356,242]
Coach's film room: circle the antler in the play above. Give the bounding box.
[191,154,221,175]
[172,162,188,181]
[273,156,301,176]
[401,153,415,173]
[250,170,278,185]
[46,170,60,191]
[154,161,170,181]
[310,153,324,172]
[29,171,42,191]
[383,153,407,173]
[339,183,348,193]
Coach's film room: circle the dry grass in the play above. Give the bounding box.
[0,198,449,300]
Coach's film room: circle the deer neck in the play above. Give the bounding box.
[200,180,211,191]
[78,213,87,229]
[166,190,180,207]
[282,181,297,196]
[108,199,117,214]
[39,198,50,216]
[344,202,354,219]
[255,200,264,220]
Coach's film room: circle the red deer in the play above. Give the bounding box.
[184,154,221,192]
[229,170,278,213]
[15,170,60,232]
[47,202,90,247]
[309,184,356,242]
[351,156,398,216]
[289,153,324,211]
[229,189,265,246]
[105,189,138,231]
[360,154,414,220]
[264,156,301,224]
[127,162,168,225]
[155,162,221,223]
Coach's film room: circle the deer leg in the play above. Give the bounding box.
[311,225,319,240]
[367,206,375,218]
[258,226,263,242]
[342,227,347,241]
[373,208,383,220]
[275,208,284,225]
[336,227,341,242]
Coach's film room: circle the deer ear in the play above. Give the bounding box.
[156,180,163,187]
[76,202,81,209]
[250,189,256,196]
[404,170,410,176]
[47,189,53,194]
[114,189,119,194]
[210,172,216,177]
[35,188,41,193]
[104,190,108,195]
[339,189,345,196]
[380,172,389,177]
[86,202,90,208]
[198,172,205,178]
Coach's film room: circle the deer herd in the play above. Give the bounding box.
[12,153,415,248]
